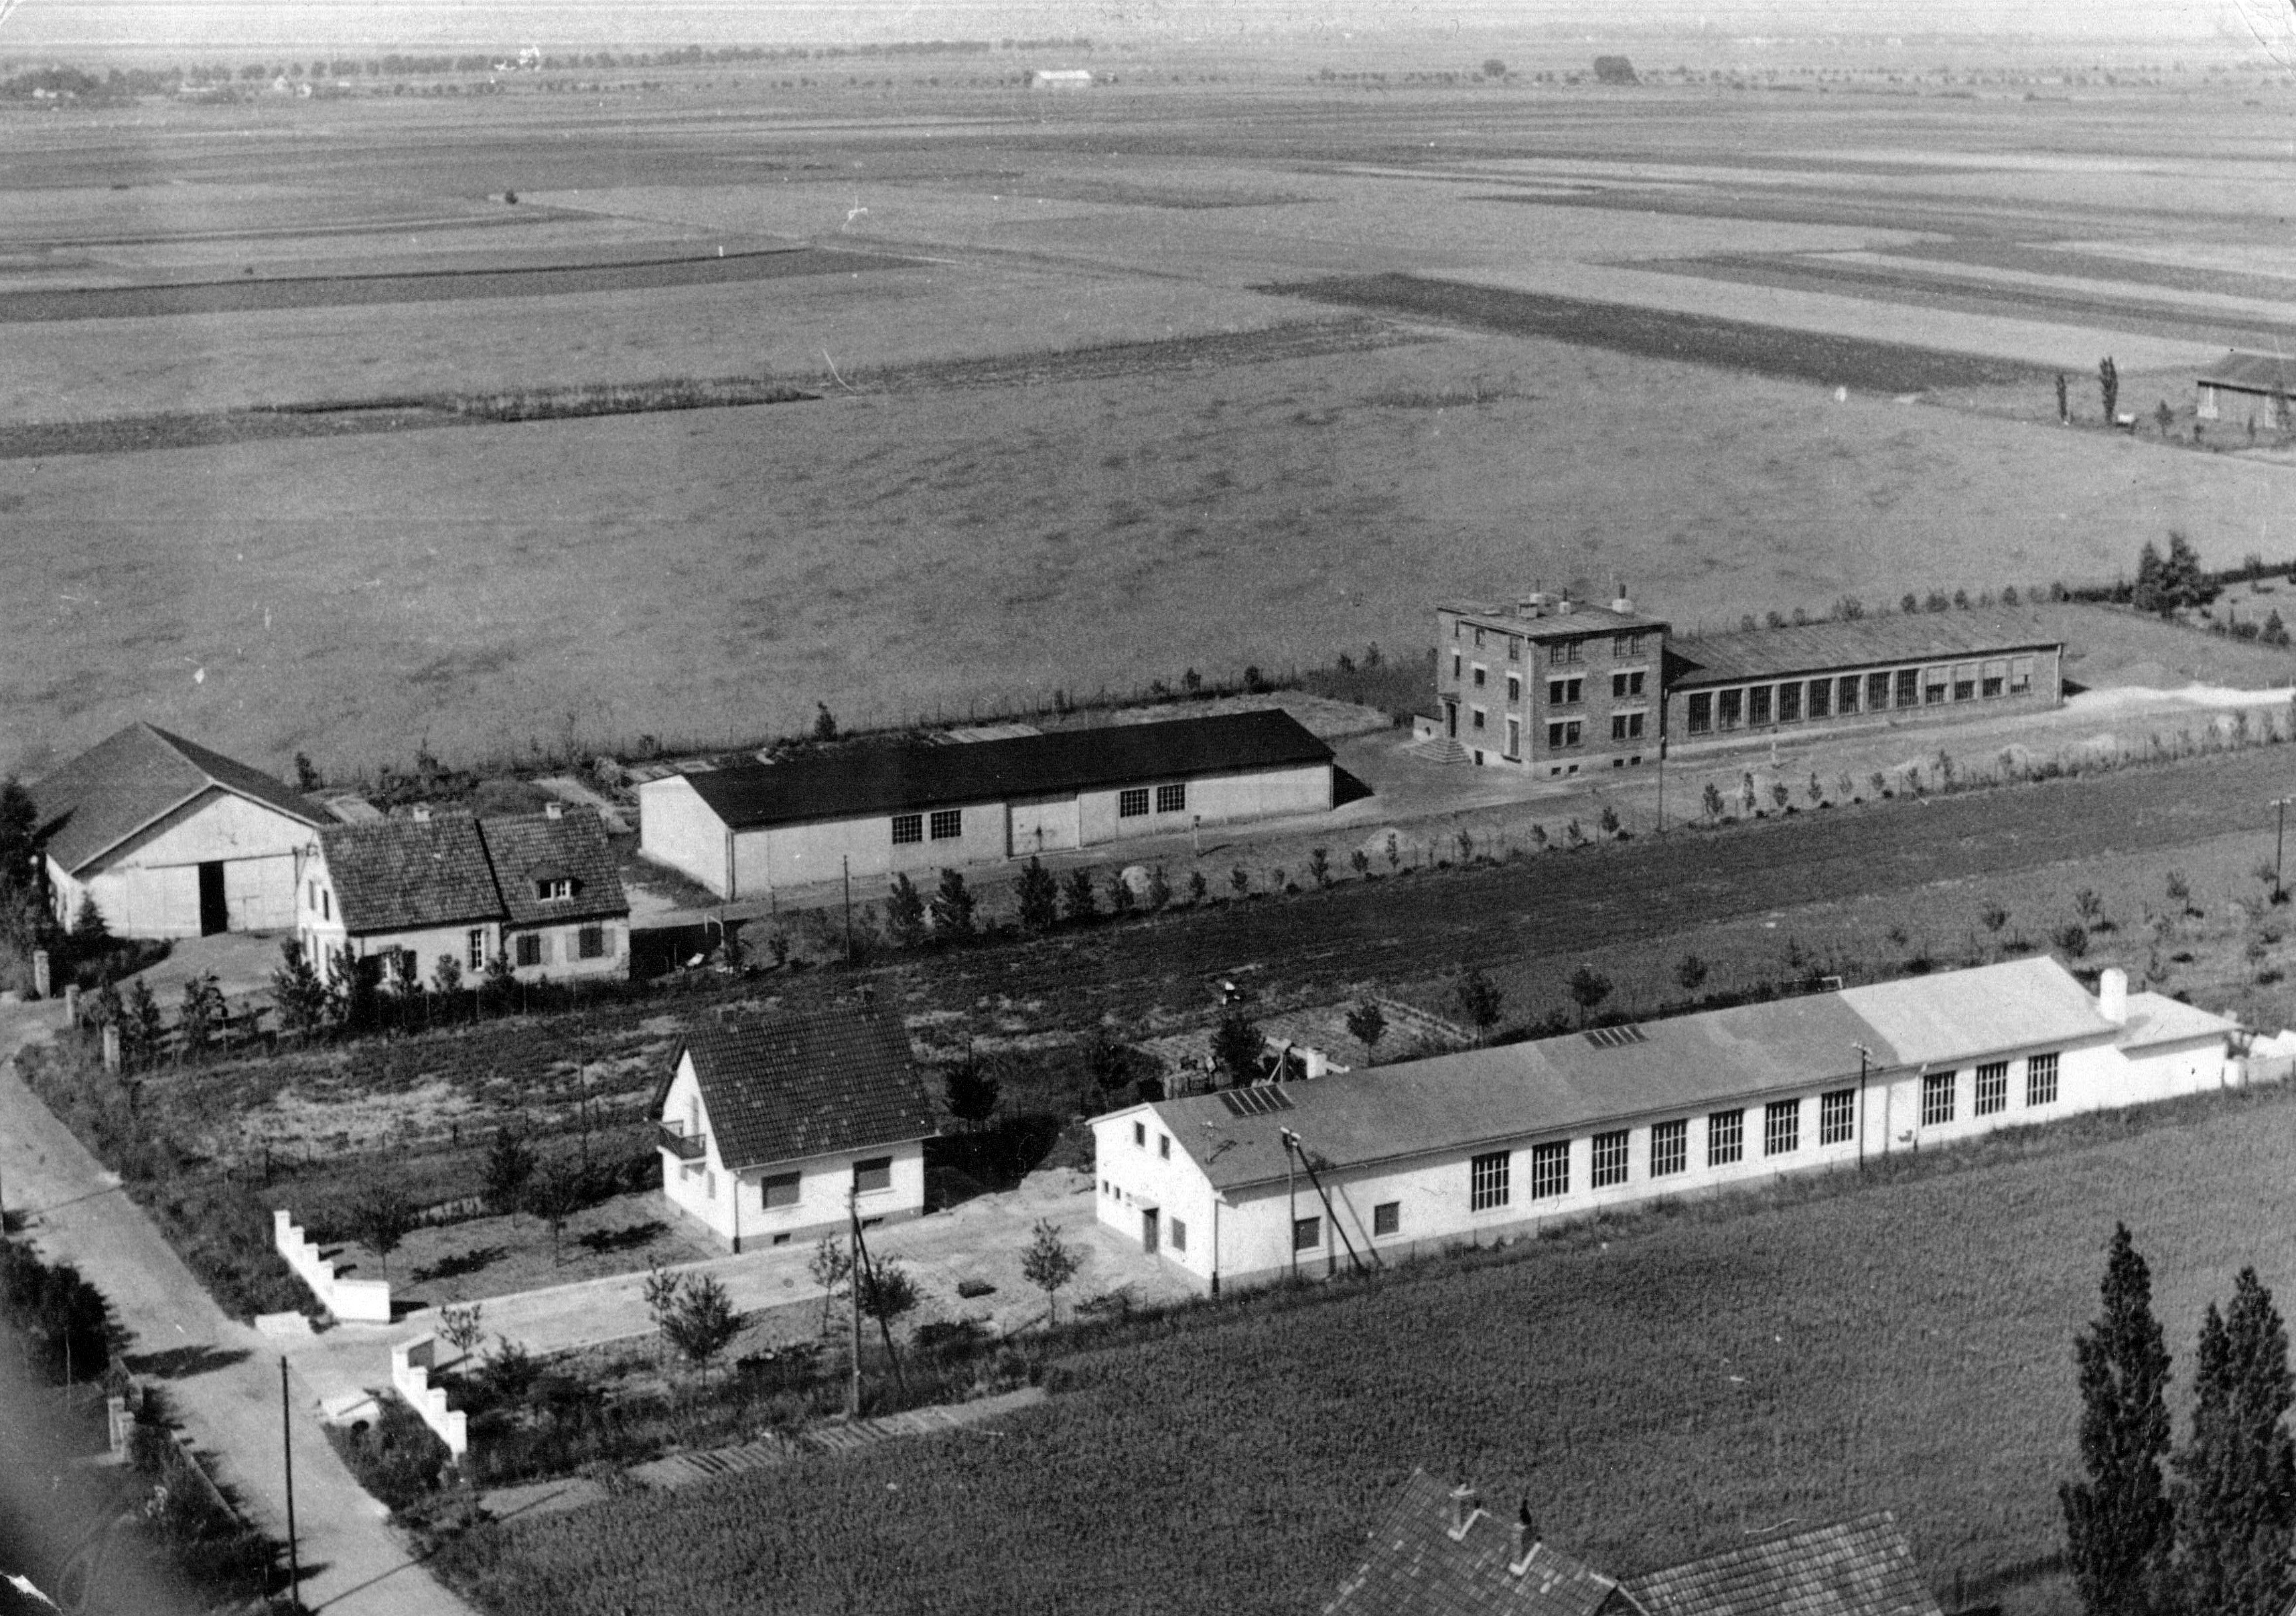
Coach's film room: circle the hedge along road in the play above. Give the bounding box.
[889,743,2296,1026]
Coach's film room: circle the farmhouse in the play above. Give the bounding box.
[2195,350,2296,430]
[638,709,1335,900]
[27,723,328,938]
[1094,957,2241,1293]
[1325,1470,1941,1616]
[653,1007,937,1250]
[1664,613,2064,744]
[297,804,629,983]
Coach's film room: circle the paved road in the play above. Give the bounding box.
[0,1003,478,1616]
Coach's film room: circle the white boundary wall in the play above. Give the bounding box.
[390,1335,468,1459]
[273,1208,392,1324]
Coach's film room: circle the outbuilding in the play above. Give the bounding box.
[638,708,1336,899]
[2196,350,2296,431]
[1094,957,2242,1294]
[27,723,328,938]
[654,1007,938,1250]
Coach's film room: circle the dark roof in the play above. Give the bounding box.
[1325,1471,1624,1616]
[665,1010,936,1170]
[1623,1513,1942,1616]
[28,723,324,875]
[318,808,628,935]
[1667,613,2062,689]
[2198,350,2296,395]
[669,709,1332,831]
[1147,958,2116,1194]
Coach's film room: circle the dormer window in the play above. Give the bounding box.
[536,878,573,901]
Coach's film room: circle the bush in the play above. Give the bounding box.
[328,1393,453,1513]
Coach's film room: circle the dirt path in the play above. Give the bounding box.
[0,1003,477,1616]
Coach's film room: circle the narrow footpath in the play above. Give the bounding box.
[0,1002,476,1616]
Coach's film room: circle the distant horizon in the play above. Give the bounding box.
[0,0,2282,61]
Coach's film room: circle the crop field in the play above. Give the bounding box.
[433,1075,2296,1616]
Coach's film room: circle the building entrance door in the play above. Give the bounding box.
[1140,1207,1159,1254]
[1444,700,1458,740]
[197,862,228,935]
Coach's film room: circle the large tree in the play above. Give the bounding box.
[2173,1268,2296,1616]
[2062,1223,2177,1616]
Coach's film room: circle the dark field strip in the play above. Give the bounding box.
[880,744,2296,1033]
[0,245,913,323]
[848,316,1429,395]
[1654,254,2296,355]
[1270,272,2048,393]
[1881,237,2296,307]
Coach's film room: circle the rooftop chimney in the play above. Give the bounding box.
[2099,967,2129,1025]
[1509,1501,1541,1574]
[1611,580,1634,615]
[544,801,564,820]
[1447,1484,1480,1540]
[1555,588,1575,616]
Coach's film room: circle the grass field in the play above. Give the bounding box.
[431,1075,2296,1616]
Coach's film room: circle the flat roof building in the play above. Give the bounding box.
[639,708,1336,898]
[1424,592,1668,778]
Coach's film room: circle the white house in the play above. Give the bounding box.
[297,804,630,984]
[1094,957,2248,1293]
[638,708,1336,900]
[27,723,328,938]
[654,1008,938,1250]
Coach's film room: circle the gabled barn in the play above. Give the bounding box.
[27,724,327,938]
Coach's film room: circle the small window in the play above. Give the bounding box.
[1158,1134,1170,1159]
[1133,1122,1146,1147]
[1650,1119,1689,1176]
[1838,675,1861,714]
[1718,689,1743,730]
[1895,668,1919,708]
[1807,679,1831,719]
[1452,653,1462,680]
[1868,670,1892,711]
[1922,1072,1956,1127]
[1778,682,1802,724]
[854,1156,893,1194]
[578,924,605,959]
[2011,657,2035,695]
[1156,783,1186,813]
[1708,1109,1744,1167]
[1293,1215,1322,1252]
[1474,626,1485,648]
[1372,1201,1400,1236]
[321,889,331,921]
[1924,669,1948,705]
[1119,788,1151,818]
[1506,636,1520,663]
[1982,659,2007,697]
[1507,674,1522,703]
[1687,693,1713,735]
[1469,1150,1510,1211]
[1591,1130,1629,1188]
[1473,664,1487,687]
[1610,712,1644,741]
[1610,670,1644,699]
[930,809,963,841]
[1506,718,1521,758]
[1548,639,1582,666]
[514,933,543,967]
[1530,1140,1570,1199]
[762,1171,800,1208]
[1169,1218,1186,1252]
[2027,1051,2060,1106]
[891,813,924,845]
[1764,1098,1800,1156]
[536,877,573,901]
[467,928,486,970]
[1613,632,1642,659]
[1820,1088,1855,1146]
[1748,686,1773,726]
[1547,677,1582,705]
[1975,1061,2009,1116]
[705,1170,717,1201]
[1547,721,1582,748]
[1472,708,1486,731]
[1952,664,1976,701]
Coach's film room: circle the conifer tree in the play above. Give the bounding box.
[2173,1267,2296,1616]
[2062,1223,2175,1616]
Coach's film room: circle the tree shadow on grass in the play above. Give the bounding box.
[410,1246,505,1284]
[123,1343,252,1379]
[577,1221,667,1257]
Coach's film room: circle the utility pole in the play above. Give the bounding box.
[281,1357,299,1601]
[842,856,853,962]
[2273,797,2293,900]
[1656,738,1666,834]
[1281,1128,1299,1282]
[846,1190,863,1418]
[1851,1044,1872,1174]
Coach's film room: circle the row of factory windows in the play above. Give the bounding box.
[1682,658,2037,736]
[889,781,1191,847]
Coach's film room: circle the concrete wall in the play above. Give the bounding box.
[636,776,731,896]
[273,1208,392,1323]
[1077,763,1332,846]
[1009,793,1080,857]
[741,802,1011,894]
[390,1335,468,1459]
[502,918,628,981]
[54,788,313,938]
[658,1055,926,1249]
[1106,1024,2241,1292]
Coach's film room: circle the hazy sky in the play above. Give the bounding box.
[0,0,2278,57]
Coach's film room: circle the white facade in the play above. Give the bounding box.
[656,1051,927,1250]
[1095,968,2247,1293]
[294,840,627,984]
[640,759,1337,899]
[50,787,312,939]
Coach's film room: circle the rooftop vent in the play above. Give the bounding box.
[1583,1024,1647,1049]
[1216,1084,1295,1118]
[1517,590,1558,618]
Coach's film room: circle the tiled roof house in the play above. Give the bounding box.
[298,805,629,984]
[1622,1514,1943,1616]
[654,1006,938,1249]
[26,722,326,937]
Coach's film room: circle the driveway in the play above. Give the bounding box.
[0,1002,476,1616]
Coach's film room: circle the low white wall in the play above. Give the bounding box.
[273,1208,392,1324]
[390,1334,468,1459]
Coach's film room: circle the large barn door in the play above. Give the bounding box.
[197,862,228,935]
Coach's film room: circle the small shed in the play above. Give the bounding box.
[2196,350,2296,429]
[1028,69,1094,89]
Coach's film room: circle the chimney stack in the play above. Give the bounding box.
[1611,580,1634,615]
[2098,967,2129,1025]
[1448,1484,1480,1538]
[1510,1501,1540,1574]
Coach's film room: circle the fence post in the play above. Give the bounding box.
[64,983,80,1024]
[31,949,49,1000]
[102,1023,121,1072]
